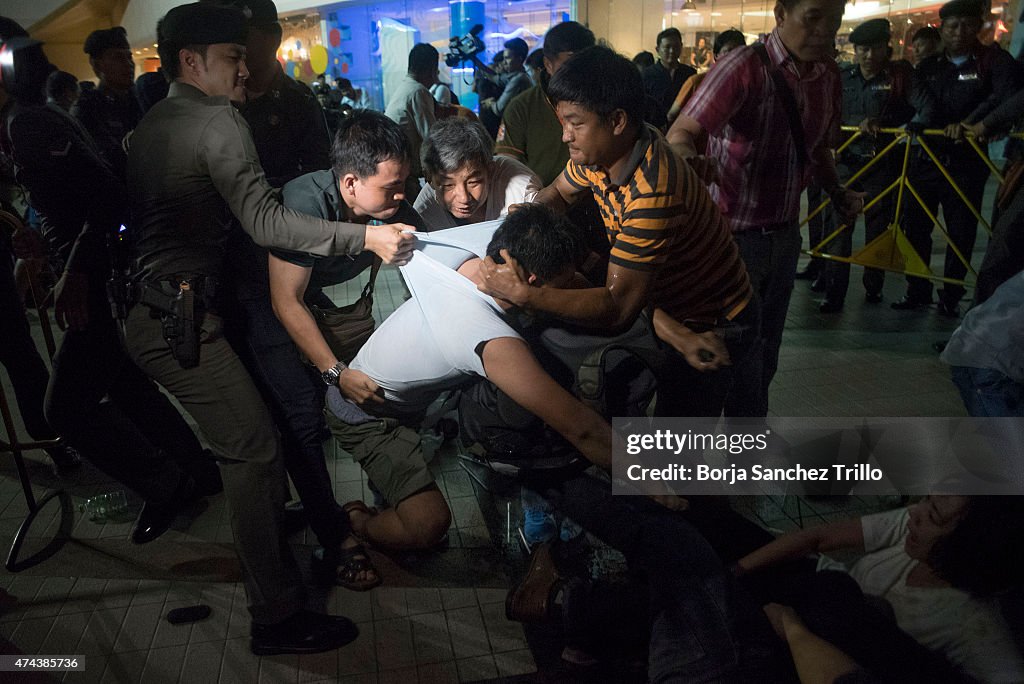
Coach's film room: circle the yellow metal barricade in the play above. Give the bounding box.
[801,128,1023,288]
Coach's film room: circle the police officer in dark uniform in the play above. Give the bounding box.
[819,18,919,312]
[0,17,220,541]
[123,3,413,654]
[212,0,335,545]
[72,27,142,179]
[894,0,1024,316]
[224,0,331,187]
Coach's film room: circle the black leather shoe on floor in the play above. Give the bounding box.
[130,476,198,544]
[864,291,883,304]
[890,296,928,311]
[251,610,358,656]
[794,267,819,280]
[819,299,844,314]
[809,278,827,293]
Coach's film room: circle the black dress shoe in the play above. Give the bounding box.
[809,278,827,293]
[251,610,358,655]
[890,296,928,311]
[130,476,198,544]
[864,291,883,304]
[819,299,844,313]
[794,267,819,280]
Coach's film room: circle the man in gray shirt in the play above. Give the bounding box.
[123,2,413,655]
[385,43,439,200]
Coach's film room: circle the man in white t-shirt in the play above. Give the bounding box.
[414,117,541,230]
[736,496,1024,682]
[320,205,610,552]
[326,207,742,681]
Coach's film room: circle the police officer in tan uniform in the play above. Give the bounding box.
[123,2,413,655]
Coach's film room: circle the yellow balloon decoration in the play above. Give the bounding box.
[310,44,329,75]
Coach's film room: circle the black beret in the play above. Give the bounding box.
[849,18,891,45]
[159,3,248,47]
[83,27,129,57]
[939,0,985,20]
[228,0,279,27]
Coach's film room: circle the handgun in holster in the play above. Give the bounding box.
[138,280,200,369]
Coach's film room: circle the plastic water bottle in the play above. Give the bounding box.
[78,491,130,523]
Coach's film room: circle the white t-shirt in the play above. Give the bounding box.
[816,508,1024,683]
[414,156,542,231]
[349,223,520,418]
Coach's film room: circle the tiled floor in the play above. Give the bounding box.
[0,198,991,682]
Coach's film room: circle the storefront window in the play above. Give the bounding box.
[585,0,1014,70]
[274,0,572,112]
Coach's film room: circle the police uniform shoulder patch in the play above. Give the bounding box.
[496,123,506,142]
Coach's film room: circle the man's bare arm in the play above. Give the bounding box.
[268,253,382,404]
[267,253,336,372]
[482,337,611,469]
[665,115,718,183]
[811,145,865,223]
[666,114,704,158]
[479,256,652,331]
[734,517,865,577]
[530,171,585,214]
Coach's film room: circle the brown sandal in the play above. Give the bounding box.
[312,544,382,591]
[335,544,382,591]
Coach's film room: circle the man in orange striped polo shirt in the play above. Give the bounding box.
[478,45,759,418]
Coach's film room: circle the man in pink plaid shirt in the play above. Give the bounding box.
[667,0,863,417]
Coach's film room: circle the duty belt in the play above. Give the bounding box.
[133,275,219,315]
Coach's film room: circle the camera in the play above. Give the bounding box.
[444,24,485,68]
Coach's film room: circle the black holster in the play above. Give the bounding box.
[136,280,203,369]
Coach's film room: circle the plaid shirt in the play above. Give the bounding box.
[681,29,841,231]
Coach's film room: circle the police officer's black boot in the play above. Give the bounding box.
[250,610,359,655]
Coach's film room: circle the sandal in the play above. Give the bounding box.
[312,544,382,591]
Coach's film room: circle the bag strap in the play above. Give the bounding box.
[360,256,382,299]
[752,42,808,175]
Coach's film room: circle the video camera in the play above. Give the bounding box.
[444,24,485,68]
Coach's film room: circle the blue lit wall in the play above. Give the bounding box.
[311,0,570,112]
[319,3,380,106]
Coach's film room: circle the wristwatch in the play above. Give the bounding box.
[321,361,347,386]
